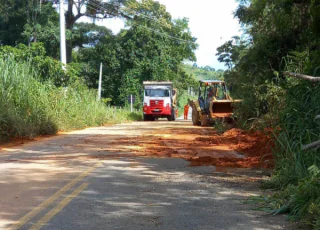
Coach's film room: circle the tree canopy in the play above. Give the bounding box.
[216,0,320,118]
[74,0,198,105]
[0,0,199,106]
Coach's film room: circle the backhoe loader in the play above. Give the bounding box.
[189,80,241,126]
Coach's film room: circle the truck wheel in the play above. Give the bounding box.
[200,115,209,127]
[192,108,201,126]
[172,109,176,121]
[167,109,176,121]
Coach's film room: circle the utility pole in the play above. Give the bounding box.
[60,0,67,69]
[98,63,103,100]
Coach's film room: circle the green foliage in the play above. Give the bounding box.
[270,81,320,187]
[216,36,248,70]
[21,1,62,58]
[233,83,286,130]
[183,64,224,81]
[0,0,62,58]
[73,0,198,106]
[1,0,198,108]
[0,43,77,86]
[217,0,320,122]
[216,1,320,228]
[0,0,32,45]
[72,23,113,48]
[257,80,320,229]
[0,57,139,143]
[260,166,320,228]
[176,91,196,117]
[0,0,198,141]
[65,0,133,62]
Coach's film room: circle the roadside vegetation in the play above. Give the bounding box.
[0,56,140,143]
[216,1,320,228]
[0,0,198,142]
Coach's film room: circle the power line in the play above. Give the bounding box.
[139,26,195,44]
[109,1,185,32]
[87,0,186,33]
[86,1,196,44]
[88,1,195,43]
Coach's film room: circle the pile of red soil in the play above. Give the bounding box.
[190,156,272,168]
[190,128,275,169]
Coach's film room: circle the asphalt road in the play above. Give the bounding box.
[0,120,293,230]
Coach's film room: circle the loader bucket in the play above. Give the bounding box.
[211,100,234,118]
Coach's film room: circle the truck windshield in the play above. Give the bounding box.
[145,89,170,97]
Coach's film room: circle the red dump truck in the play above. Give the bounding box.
[142,81,177,121]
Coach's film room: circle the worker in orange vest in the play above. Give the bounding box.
[184,103,189,120]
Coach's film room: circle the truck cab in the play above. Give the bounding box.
[143,81,177,121]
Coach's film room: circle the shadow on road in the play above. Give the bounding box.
[0,120,291,230]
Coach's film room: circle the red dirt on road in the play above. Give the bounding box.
[172,127,274,168]
[192,128,275,168]
[0,121,274,169]
[103,124,275,169]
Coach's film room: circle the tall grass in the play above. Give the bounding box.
[263,80,320,228]
[271,81,320,187]
[0,57,139,143]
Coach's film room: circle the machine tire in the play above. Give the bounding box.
[167,109,176,121]
[172,109,176,121]
[192,107,201,126]
[200,115,209,127]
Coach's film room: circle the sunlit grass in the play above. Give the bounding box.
[0,57,140,143]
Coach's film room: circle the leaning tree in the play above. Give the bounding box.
[50,0,131,62]
[284,71,320,151]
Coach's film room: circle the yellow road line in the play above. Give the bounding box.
[29,183,89,230]
[7,163,101,230]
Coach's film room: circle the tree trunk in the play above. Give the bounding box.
[283,71,320,82]
[63,0,128,63]
[302,140,320,151]
[302,115,320,151]
[66,33,73,63]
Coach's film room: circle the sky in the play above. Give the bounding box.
[79,0,241,70]
[156,0,242,69]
